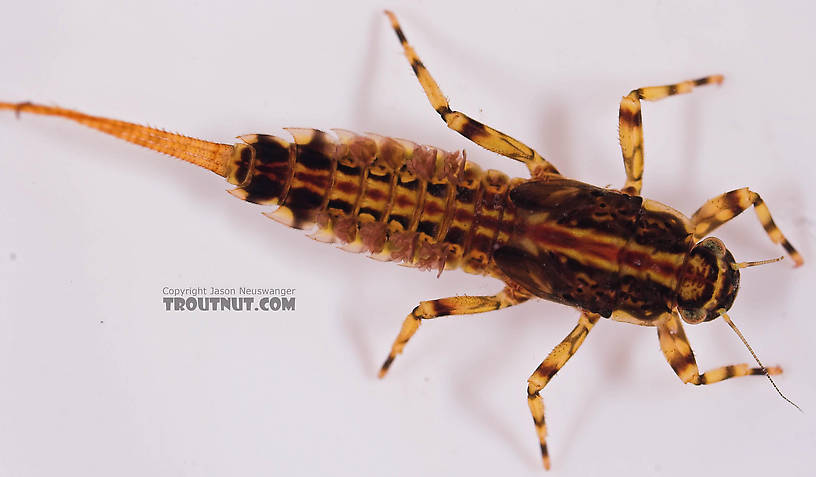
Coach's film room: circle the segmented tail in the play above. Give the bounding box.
[0,101,234,176]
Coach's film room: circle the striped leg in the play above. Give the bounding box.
[691,188,803,266]
[527,312,599,470]
[378,286,530,378]
[618,75,723,195]
[657,312,781,385]
[384,11,559,178]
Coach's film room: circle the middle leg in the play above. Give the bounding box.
[384,11,559,178]
[618,75,723,195]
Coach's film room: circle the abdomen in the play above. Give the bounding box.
[226,128,521,276]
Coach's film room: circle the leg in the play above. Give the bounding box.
[527,312,600,470]
[618,75,723,195]
[657,312,781,385]
[384,11,559,178]
[378,286,530,377]
[691,187,803,266]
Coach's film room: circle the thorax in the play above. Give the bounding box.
[495,177,695,323]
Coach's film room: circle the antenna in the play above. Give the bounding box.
[733,256,784,270]
[720,311,802,412]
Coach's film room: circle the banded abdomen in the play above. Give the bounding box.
[224,128,523,276]
[495,178,696,323]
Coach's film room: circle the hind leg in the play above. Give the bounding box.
[527,312,600,470]
[384,11,559,178]
[378,286,530,377]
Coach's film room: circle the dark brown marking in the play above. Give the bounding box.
[296,171,331,189]
[389,214,410,230]
[242,174,284,204]
[359,206,382,221]
[460,179,486,261]
[458,118,489,141]
[367,172,391,184]
[394,194,418,209]
[528,224,618,263]
[297,144,332,171]
[481,190,505,211]
[230,146,254,186]
[380,355,395,374]
[619,107,642,127]
[397,177,420,192]
[336,163,361,177]
[393,25,407,44]
[455,186,475,203]
[364,188,387,202]
[443,226,465,246]
[410,59,424,76]
[511,179,642,237]
[426,182,448,199]
[468,214,499,231]
[284,187,323,211]
[252,135,290,163]
[417,220,438,238]
[616,274,675,319]
[618,248,681,278]
[328,198,353,214]
[290,207,315,229]
[494,246,621,317]
[420,200,444,216]
[632,209,691,254]
[334,179,359,195]
[432,300,452,317]
[469,233,492,255]
[453,209,474,223]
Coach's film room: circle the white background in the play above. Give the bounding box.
[1,1,815,476]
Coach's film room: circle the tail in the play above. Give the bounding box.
[0,101,234,177]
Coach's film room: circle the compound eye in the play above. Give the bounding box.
[698,237,727,258]
[679,307,707,324]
